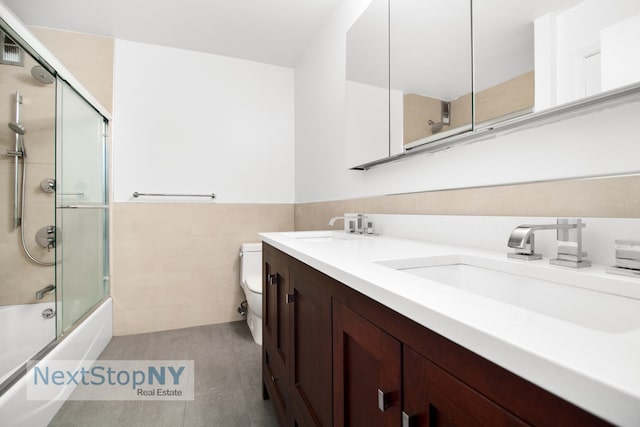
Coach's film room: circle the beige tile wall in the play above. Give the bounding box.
[403,71,534,146]
[475,71,534,124]
[403,93,444,144]
[0,54,56,306]
[111,203,294,335]
[295,175,640,230]
[29,27,114,113]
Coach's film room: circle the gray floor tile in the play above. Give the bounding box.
[48,401,127,427]
[243,389,280,427]
[48,321,275,427]
[184,388,251,427]
[118,400,186,427]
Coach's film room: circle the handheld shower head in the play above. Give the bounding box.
[8,121,26,135]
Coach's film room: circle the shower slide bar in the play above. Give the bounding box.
[11,91,22,229]
[133,192,216,199]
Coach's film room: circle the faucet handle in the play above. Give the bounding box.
[550,219,591,268]
[608,241,640,277]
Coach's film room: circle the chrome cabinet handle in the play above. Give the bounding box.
[402,411,415,427]
[378,389,390,412]
[286,294,295,304]
[267,274,277,285]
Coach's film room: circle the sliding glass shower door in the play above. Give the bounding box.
[56,80,108,334]
[0,21,109,392]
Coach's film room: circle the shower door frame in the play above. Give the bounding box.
[0,14,111,396]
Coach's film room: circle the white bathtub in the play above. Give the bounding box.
[0,302,56,385]
[0,298,112,427]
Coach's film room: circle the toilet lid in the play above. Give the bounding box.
[244,275,262,294]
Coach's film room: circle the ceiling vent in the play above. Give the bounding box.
[0,31,24,66]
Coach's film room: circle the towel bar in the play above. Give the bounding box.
[133,192,216,199]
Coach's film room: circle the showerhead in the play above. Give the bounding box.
[427,119,443,134]
[31,65,54,85]
[8,121,26,135]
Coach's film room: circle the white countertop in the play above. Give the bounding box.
[261,230,640,426]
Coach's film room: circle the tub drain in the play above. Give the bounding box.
[42,308,56,319]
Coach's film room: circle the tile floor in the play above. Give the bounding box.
[49,321,278,427]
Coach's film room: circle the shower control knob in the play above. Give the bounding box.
[36,225,59,251]
[40,178,56,193]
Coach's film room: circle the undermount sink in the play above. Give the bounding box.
[376,254,640,334]
[283,231,367,242]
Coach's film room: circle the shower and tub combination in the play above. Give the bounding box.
[0,8,112,426]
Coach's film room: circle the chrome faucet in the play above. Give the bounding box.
[328,216,344,227]
[507,219,590,268]
[329,214,375,234]
[36,284,55,299]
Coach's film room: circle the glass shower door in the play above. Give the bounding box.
[56,80,108,334]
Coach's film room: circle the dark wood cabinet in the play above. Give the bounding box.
[263,247,290,426]
[262,243,611,427]
[263,244,333,427]
[333,300,401,427]
[290,268,333,426]
[403,346,527,427]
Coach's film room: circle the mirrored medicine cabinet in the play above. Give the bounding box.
[347,0,640,169]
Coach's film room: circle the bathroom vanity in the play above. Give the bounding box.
[260,231,640,426]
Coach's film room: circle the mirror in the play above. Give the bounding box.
[348,0,640,169]
[474,0,640,126]
[345,0,391,167]
[346,0,473,168]
[391,0,472,150]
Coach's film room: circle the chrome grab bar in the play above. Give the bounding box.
[133,192,216,199]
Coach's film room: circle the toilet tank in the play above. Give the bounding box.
[240,243,263,284]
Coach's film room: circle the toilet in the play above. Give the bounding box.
[239,243,263,345]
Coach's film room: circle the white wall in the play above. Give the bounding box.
[113,40,295,203]
[295,0,640,203]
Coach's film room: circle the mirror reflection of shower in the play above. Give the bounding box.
[427,119,444,134]
[6,67,57,266]
[427,100,451,134]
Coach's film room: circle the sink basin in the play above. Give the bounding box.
[376,254,640,333]
[282,231,367,242]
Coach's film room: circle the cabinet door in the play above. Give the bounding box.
[403,346,527,427]
[333,300,401,427]
[263,249,290,426]
[290,269,332,426]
